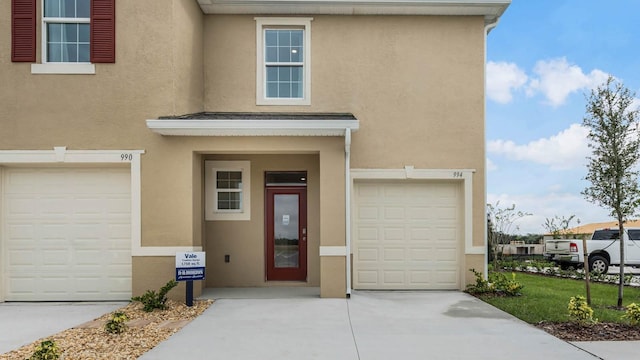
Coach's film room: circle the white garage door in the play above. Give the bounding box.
[353,181,461,290]
[2,167,132,301]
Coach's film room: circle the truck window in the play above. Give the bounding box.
[628,230,640,240]
[592,230,619,240]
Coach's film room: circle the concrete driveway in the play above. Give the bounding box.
[0,302,124,354]
[140,290,604,360]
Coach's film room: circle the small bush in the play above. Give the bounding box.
[465,269,493,294]
[131,279,178,312]
[28,339,60,360]
[465,269,523,296]
[568,295,596,324]
[489,272,524,296]
[623,303,640,325]
[105,311,129,334]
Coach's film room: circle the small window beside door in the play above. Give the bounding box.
[205,161,251,221]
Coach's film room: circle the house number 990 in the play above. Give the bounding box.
[121,153,133,161]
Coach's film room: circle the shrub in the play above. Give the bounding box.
[489,272,524,296]
[465,269,523,296]
[465,269,493,294]
[568,295,596,324]
[28,339,60,360]
[105,311,129,334]
[623,303,640,325]
[131,279,178,312]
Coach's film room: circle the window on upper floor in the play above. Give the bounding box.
[11,0,116,74]
[43,0,91,63]
[255,17,312,106]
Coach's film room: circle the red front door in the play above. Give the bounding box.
[266,187,307,281]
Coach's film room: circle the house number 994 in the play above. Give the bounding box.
[121,153,133,161]
[453,171,463,178]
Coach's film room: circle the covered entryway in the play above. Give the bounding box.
[2,166,132,301]
[352,180,462,290]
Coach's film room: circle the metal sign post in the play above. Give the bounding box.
[175,252,206,307]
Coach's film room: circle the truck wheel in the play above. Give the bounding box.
[589,255,609,274]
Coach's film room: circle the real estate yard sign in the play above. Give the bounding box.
[175,252,206,281]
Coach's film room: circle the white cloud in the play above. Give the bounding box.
[486,158,497,171]
[631,98,640,112]
[486,61,528,104]
[487,192,611,235]
[487,123,589,169]
[527,57,609,107]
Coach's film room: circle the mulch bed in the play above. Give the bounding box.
[536,321,640,341]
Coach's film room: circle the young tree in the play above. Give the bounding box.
[582,76,640,307]
[487,201,531,270]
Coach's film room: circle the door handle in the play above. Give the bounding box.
[302,228,307,242]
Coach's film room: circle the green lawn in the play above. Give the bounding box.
[477,272,640,323]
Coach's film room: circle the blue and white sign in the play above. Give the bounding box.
[175,252,206,281]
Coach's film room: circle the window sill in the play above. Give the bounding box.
[31,63,96,75]
[257,98,311,106]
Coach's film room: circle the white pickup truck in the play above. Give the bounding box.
[544,228,640,273]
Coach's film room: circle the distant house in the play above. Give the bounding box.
[543,220,640,241]
[0,0,510,301]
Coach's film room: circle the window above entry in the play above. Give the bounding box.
[255,17,312,106]
[11,0,116,74]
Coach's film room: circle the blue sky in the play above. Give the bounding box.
[486,0,640,234]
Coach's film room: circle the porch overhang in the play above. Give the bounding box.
[146,112,359,136]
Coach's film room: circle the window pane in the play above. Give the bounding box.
[292,83,302,98]
[63,24,77,42]
[265,30,278,47]
[291,47,302,62]
[291,67,302,81]
[266,47,277,62]
[216,171,242,189]
[267,83,278,98]
[279,67,290,81]
[266,67,278,81]
[278,31,291,47]
[77,0,90,18]
[48,24,62,42]
[218,192,241,210]
[279,83,291,97]
[62,0,75,17]
[44,0,60,17]
[78,23,90,42]
[291,31,303,46]
[63,44,78,62]
[278,47,291,62]
[47,44,62,62]
[78,44,90,62]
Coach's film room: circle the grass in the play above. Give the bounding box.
[477,272,640,323]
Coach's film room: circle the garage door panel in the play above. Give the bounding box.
[383,227,404,241]
[353,181,461,290]
[3,167,132,301]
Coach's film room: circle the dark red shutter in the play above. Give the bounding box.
[11,0,36,62]
[91,0,116,63]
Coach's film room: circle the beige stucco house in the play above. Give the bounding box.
[0,0,510,301]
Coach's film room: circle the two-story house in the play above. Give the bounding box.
[0,0,510,301]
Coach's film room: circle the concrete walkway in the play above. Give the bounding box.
[140,291,610,360]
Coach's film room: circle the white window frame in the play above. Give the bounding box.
[32,0,95,74]
[255,17,312,106]
[205,160,251,221]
